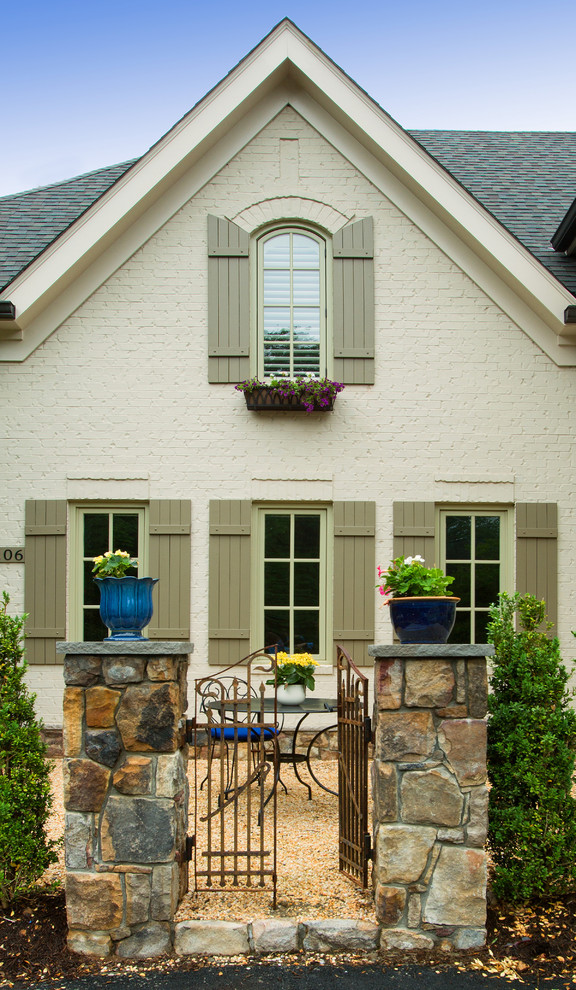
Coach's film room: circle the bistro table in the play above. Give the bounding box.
[206,695,338,800]
[273,696,338,800]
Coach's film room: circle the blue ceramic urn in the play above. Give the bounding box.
[388,597,459,644]
[94,576,158,641]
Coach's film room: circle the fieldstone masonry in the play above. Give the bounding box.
[57,641,193,959]
[368,644,494,952]
[59,638,493,959]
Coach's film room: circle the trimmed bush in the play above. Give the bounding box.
[487,592,576,902]
[0,592,58,908]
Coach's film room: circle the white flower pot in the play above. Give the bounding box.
[277,683,306,706]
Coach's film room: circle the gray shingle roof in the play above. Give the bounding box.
[0,161,136,292]
[1,131,575,298]
[410,130,576,296]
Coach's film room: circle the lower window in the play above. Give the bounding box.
[256,507,328,657]
[438,508,511,643]
[72,506,146,641]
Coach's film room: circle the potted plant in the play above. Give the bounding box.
[376,555,460,644]
[235,376,345,412]
[92,550,158,641]
[266,651,319,705]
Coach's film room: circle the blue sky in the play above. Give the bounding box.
[2,0,575,197]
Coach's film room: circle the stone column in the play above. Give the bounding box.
[368,644,494,952]
[57,641,193,959]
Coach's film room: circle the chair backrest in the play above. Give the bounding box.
[198,676,256,724]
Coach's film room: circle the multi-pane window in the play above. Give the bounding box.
[259,509,327,657]
[258,228,326,378]
[77,508,144,641]
[439,509,510,644]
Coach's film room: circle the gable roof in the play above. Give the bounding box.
[2,134,575,297]
[0,161,136,292]
[410,130,576,297]
[0,18,575,365]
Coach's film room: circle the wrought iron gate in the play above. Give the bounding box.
[189,651,278,907]
[337,645,371,887]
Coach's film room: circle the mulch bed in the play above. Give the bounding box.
[2,888,576,989]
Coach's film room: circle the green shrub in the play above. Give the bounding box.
[0,592,58,908]
[487,592,576,903]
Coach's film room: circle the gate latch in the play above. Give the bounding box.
[364,832,372,861]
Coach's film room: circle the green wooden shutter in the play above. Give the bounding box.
[147,500,191,640]
[333,217,374,384]
[516,503,558,630]
[209,500,251,665]
[24,500,67,664]
[207,215,250,384]
[333,501,376,666]
[393,501,436,563]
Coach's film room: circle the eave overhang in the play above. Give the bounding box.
[552,195,576,257]
[1,18,575,363]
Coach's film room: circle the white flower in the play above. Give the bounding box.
[405,555,425,566]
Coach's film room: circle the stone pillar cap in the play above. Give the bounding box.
[56,641,194,655]
[369,644,494,658]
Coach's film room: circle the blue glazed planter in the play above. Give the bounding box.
[94,576,158,641]
[388,597,460,644]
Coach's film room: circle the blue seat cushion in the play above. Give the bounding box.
[209,726,278,741]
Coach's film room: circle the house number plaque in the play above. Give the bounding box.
[0,548,24,562]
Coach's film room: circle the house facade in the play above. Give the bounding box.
[1,21,575,729]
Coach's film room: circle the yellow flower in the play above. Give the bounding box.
[276,651,318,667]
[93,555,104,563]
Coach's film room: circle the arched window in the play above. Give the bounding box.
[257,227,327,379]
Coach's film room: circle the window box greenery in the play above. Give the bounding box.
[235,377,344,412]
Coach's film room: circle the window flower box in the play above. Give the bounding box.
[235,377,344,412]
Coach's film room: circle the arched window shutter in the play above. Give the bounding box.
[516,503,558,630]
[393,502,436,563]
[333,501,375,666]
[147,500,191,640]
[24,500,67,664]
[207,215,250,384]
[209,500,251,665]
[333,217,374,384]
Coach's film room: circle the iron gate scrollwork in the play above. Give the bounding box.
[190,650,279,907]
[337,645,371,887]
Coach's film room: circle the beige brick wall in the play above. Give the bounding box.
[1,108,575,725]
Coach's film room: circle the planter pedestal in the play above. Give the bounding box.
[368,643,494,951]
[58,640,193,959]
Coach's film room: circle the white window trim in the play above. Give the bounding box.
[69,503,148,641]
[251,503,332,661]
[437,505,513,641]
[251,222,332,380]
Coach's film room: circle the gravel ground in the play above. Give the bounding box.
[44,758,377,924]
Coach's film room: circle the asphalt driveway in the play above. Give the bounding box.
[26,962,555,990]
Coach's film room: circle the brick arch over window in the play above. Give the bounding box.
[207,213,374,385]
[232,197,351,234]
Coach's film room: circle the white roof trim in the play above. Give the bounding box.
[0,19,574,363]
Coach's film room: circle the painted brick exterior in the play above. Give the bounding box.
[1,109,575,725]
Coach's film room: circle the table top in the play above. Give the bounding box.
[205,696,337,715]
